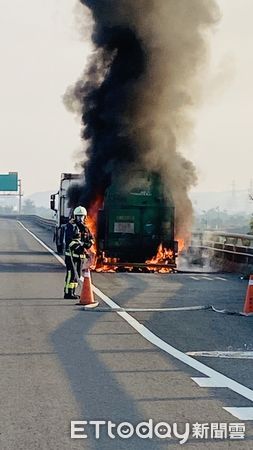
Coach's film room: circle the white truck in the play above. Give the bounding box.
[50,173,82,253]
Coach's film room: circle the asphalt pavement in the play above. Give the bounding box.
[1,218,253,449]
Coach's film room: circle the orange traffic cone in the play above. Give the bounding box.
[78,268,99,309]
[243,275,253,314]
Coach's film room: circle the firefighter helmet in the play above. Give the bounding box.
[73,206,87,217]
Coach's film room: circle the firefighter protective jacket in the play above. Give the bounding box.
[65,220,94,250]
[65,238,88,260]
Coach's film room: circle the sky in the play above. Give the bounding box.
[0,0,252,196]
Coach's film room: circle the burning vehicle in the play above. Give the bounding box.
[94,170,177,268]
[50,170,178,271]
[61,0,219,269]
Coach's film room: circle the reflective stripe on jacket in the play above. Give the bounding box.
[65,238,87,260]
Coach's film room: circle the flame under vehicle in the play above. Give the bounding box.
[50,171,178,269]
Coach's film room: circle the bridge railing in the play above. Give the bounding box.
[191,230,253,265]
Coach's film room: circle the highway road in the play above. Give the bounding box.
[1,217,253,449]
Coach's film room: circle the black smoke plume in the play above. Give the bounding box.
[65,0,220,237]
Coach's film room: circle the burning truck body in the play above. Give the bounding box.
[51,170,178,271]
[96,170,177,265]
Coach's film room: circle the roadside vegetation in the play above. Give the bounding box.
[194,208,253,234]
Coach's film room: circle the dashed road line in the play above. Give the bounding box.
[189,276,228,282]
[18,220,253,420]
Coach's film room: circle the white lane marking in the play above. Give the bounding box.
[223,407,253,420]
[17,221,66,267]
[19,221,253,419]
[92,287,253,414]
[192,377,227,387]
[187,351,253,359]
[190,276,200,280]
[215,277,227,281]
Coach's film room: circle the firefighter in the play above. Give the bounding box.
[65,206,94,250]
[64,227,89,299]
[64,206,94,299]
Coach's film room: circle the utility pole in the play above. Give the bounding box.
[18,179,22,214]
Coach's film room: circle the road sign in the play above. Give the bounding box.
[0,172,18,191]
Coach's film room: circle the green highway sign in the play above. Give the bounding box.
[0,172,18,191]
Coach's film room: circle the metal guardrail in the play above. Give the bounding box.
[0,214,56,230]
[25,215,56,230]
[191,230,253,266]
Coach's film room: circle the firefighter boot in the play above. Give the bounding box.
[73,287,80,299]
[64,289,79,300]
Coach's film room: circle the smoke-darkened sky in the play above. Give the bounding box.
[0,0,252,196]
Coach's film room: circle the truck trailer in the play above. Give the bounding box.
[97,171,177,266]
[50,170,178,267]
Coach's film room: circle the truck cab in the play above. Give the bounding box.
[50,173,82,253]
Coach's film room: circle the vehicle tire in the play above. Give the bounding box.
[57,243,63,254]
[56,229,64,254]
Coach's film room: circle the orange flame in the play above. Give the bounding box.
[86,196,103,239]
[85,197,181,273]
[146,244,174,264]
[85,196,103,270]
[177,238,185,253]
[145,244,174,273]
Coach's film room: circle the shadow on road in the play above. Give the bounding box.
[50,274,172,449]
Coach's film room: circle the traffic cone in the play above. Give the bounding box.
[243,275,253,314]
[78,268,99,309]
